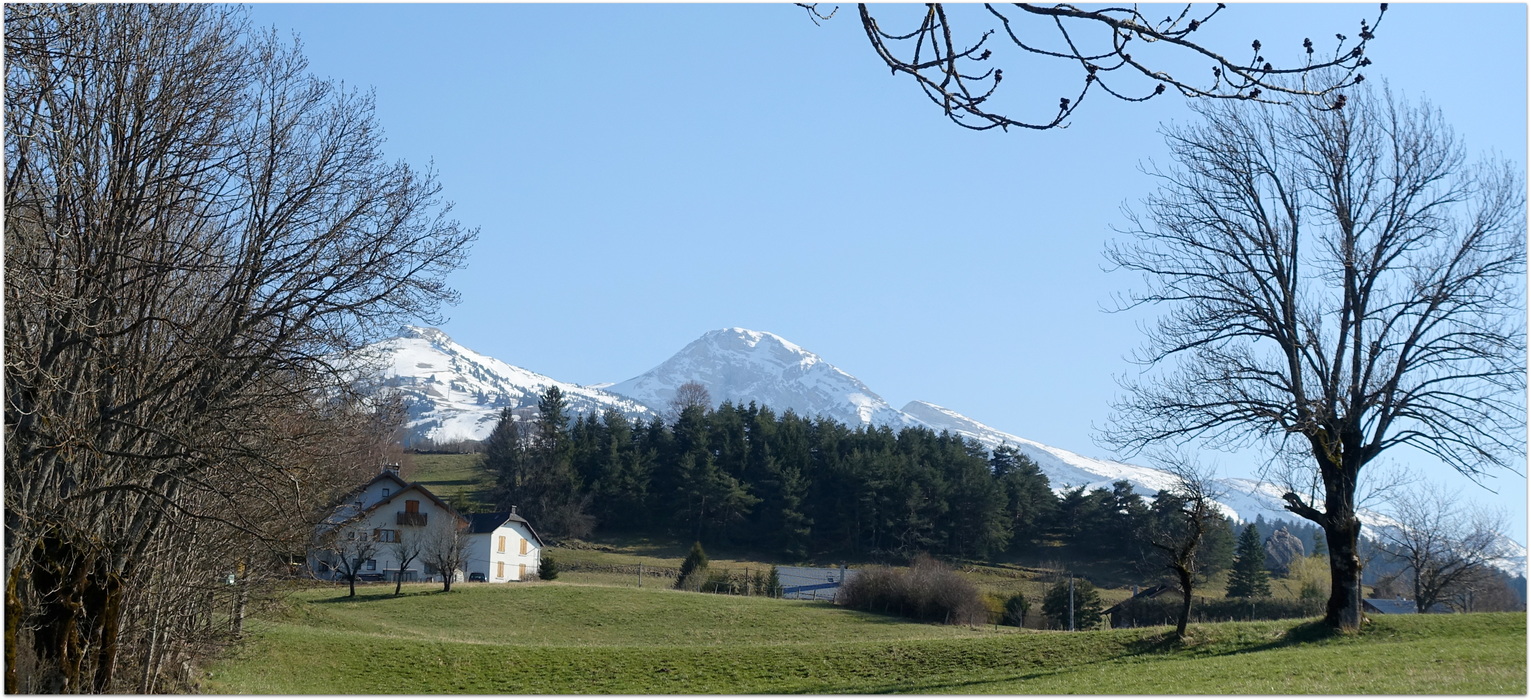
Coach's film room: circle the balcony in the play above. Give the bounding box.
[396,512,428,527]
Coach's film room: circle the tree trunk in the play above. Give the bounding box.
[5,570,21,694]
[1324,517,1364,631]
[1175,569,1194,639]
[348,576,357,598]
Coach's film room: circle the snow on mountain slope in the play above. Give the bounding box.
[354,326,656,444]
[607,328,920,429]
[904,400,1362,528]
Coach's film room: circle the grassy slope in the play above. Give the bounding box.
[206,583,1525,694]
[407,453,494,511]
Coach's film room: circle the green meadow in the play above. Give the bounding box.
[205,582,1525,694]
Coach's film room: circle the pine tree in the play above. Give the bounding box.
[675,541,710,591]
[1042,578,1103,630]
[538,553,559,581]
[1003,592,1031,628]
[766,566,783,598]
[1226,523,1272,598]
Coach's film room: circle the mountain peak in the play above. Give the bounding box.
[397,325,454,346]
[607,328,915,428]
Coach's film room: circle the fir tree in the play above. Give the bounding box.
[1042,578,1103,630]
[675,541,710,591]
[538,553,559,581]
[1226,523,1272,598]
[1003,592,1030,628]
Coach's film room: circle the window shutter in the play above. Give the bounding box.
[372,528,379,541]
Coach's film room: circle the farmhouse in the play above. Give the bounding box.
[309,468,544,584]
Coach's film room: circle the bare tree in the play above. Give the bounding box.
[320,528,382,599]
[1141,456,1225,639]
[388,530,426,596]
[1377,486,1510,614]
[668,380,714,420]
[1103,81,1525,630]
[422,519,472,592]
[803,3,1384,131]
[4,4,473,691]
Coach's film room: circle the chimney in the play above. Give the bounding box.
[510,505,518,515]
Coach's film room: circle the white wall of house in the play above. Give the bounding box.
[310,484,464,583]
[464,520,541,582]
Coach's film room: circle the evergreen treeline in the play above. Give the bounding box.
[485,388,1237,567]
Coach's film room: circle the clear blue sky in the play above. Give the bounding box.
[246,3,1527,543]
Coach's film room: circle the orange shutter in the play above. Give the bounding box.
[497,535,505,553]
[518,563,526,579]
[497,561,504,579]
[519,539,528,555]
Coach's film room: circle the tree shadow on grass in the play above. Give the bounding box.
[1122,619,1341,660]
[309,588,457,605]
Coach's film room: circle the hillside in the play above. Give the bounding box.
[205,584,1525,694]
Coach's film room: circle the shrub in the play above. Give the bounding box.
[538,553,558,581]
[836,554,987,626]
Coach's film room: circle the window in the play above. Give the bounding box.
[382,488,391,498]
[496,561,505,579]
[519,538,529,555]
[377,529,399,543]
[405,500,420,514]
[347,531,356,541]
[518,563,526,580]
[497,536,506,553]
[365,559,377,571]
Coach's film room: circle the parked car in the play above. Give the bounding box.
[357,573,385,582]
[468,572,486,582]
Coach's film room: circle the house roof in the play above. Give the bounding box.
[1362,598,1417,614]
[465,512,510,533]
[319,478,465,535]
[463,510,546,547]
[332,470,411,509]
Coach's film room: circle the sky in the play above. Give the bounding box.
[244,3,1528,543]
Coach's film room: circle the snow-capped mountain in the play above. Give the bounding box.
[350,325,1526,576]
[354,326,656,444]
[606,328,921,429]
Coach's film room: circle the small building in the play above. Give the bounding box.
[463,508,545,583]
[309,468,543,584]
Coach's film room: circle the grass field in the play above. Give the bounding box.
[204,582,1525,694]
[407,453,494,511]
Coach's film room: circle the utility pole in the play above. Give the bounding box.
[1069,577,1076,632]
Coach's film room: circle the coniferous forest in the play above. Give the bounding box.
[483,387,1236,574]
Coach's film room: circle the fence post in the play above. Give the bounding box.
[638,562,643,588]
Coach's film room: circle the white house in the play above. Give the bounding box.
[464,508,544,582]
[309,468,544,584]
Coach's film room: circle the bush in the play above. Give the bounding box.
[836,554,987,626]
[538,553,558,581]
